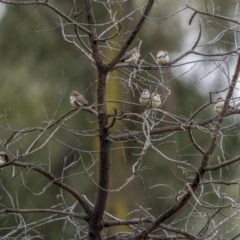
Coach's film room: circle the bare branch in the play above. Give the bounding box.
[84,0,103,67]
[0,0,91,34]
[107,0,155,71]
[204,155,240,171]
[186,3,240,26]
[1,208,89,221]
[188,128,205,154]
[0,152,91,214]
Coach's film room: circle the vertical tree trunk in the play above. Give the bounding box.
[89,69,110,240]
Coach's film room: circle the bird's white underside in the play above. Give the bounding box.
[214,101,224,114]
[139,97,150,106]
[151,95,161,108]
[124,55,139,64]
[157,55,169,65]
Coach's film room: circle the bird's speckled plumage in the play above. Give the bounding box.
[151,92,161,108]
[70,91,89,107]
[214,97,234,114]
[139,89,150,106]
[156,50,169,65]
[120,47,140,64]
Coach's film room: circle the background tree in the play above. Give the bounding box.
[0,0,240,239]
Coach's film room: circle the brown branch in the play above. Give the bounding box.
[1,208,89,221]
[83,3,109,239]
[72,2,91,54]
[103,220,198,239]
[4,107,97,147]
[109,109,240,142]
[146,236,193,240]
[160,224,199,240]
[191,18,202,50]
[83,1,112,239]
[221,65,240,116]
[89,73,111,240]
[204,155,240,171]
[188,128,205,154]
[202,180,240,185]
[95,22,121,42]
[169,49,239,66]
[105,109,117,129]
[197,208,222,238]
[103,218,154,227]
[186,183,232,209]
[0,152,91,214]
[74,26,92,53]
[73,4,86,18]
[186,100,212,125]
[189,11,197,25]
[186,3,240,26]
[231,232,240,240]
[84,0,103,68]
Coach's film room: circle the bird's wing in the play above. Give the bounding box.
[157,51,167,59]
[141,95,150,100]
[82,99,89,106]
[215,101,236,110]
[215,102,224,108]
[120,53,132,62]
[76,96,89,106]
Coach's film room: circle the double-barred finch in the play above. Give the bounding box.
[214,97,235,114]
[70,91,89,108]
[120,47,140,64]
[156,50,169,65]
[151,92,161,108]
[139,89,150,106]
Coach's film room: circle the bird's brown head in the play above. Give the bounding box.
[157,50,169,55]
[216,97,223,102]
[133,47,139,52]
[151,92,161,98]
[142,89,150,94]
[71,91,79,97]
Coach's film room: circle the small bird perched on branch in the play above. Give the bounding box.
[70,91,89,108]
[139,89,150,106]
[156,50,169,65]
[214,97,235,114]
[120,47,140,64]
[151,92,161,108]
